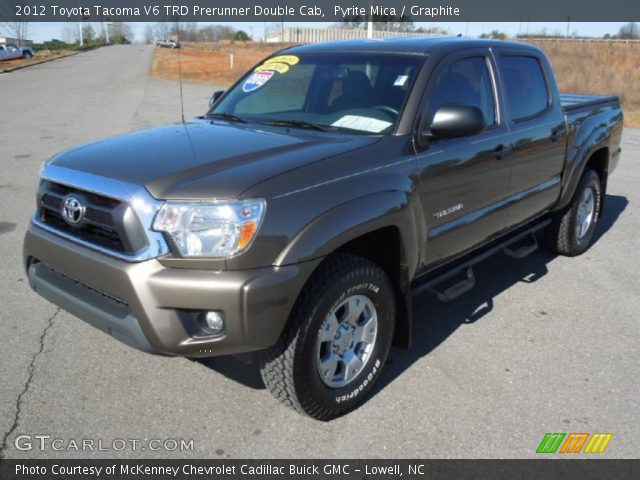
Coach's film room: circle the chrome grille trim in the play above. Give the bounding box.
[34,164,170,262]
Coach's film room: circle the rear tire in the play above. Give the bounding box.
[23,52,33,59]
[545,169,601,256]
[260,253,395,420]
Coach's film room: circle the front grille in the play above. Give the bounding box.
[38,181,148,255]
[42,194,116,228]
[41,208,125,252]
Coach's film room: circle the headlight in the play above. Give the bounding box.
[152,199,266,257]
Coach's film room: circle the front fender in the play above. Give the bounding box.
[274,190,420,277]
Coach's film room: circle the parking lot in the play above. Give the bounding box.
[1,45,638,458]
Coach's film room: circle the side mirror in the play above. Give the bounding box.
[425,104,487,139]
[209,90,225,108]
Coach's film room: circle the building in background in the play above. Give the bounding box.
[0,36,33,46]
[269,27,436,43]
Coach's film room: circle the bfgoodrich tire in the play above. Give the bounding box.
[545,168,601,256]
[260,253,395,420]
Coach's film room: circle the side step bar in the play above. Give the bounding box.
[503,232,539,259]
[412,220,550,302]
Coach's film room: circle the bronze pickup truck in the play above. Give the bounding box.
[24,38,623,420]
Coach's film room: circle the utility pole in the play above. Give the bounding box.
[103,19,110,43]
[519,15,522,36]
[566,16,571,38]
[367,0,373,38]
[77,0,83,46]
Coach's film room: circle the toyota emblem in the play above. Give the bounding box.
[61,196,86,225]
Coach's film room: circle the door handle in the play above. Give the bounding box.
[550,128,561,143]
[494,144,511,160]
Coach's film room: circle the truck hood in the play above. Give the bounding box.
[51,120,379,199]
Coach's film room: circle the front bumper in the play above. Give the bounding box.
[24,224,319,357]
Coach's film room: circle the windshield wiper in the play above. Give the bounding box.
[262,119,337,132]
[206,112,248,123]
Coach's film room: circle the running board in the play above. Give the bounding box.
[422,267,475,303]
[412,220,550,302]
[503,232,539,259]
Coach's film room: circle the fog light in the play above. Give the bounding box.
[202,311,225,335]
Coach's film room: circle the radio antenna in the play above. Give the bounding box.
[175,23,185,123]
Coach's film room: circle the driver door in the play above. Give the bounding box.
[416,50,512,268]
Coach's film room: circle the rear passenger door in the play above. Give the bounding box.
[416,49,512,267]
[494,51,567,228]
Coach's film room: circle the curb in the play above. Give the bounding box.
[0,51,82,74]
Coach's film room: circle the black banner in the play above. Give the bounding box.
[0,0,639,22]
[1,460,640,480]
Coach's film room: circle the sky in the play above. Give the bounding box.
[17,22,632,43]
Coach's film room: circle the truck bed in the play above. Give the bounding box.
[560,93,620,113]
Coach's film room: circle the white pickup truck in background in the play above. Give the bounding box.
[0,44,35,61]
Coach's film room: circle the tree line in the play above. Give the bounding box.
[142,22,251,43]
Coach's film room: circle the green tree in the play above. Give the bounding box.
[480,30,508,40]
[234,30,251,41]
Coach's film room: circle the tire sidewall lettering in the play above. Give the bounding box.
[335,358,381,403]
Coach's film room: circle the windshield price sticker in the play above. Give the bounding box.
[242,71,274,92]
[332,115,393,133]
[255,62,290,74]
[265,55,300,66]
[394,75,409,86]
[253,55,300,75]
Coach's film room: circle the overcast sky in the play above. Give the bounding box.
[21,22,632,43]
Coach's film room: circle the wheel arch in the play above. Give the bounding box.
[556,115,614,213]
[584,147,609,217]
[275,190,421,349]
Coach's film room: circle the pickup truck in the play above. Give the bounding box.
[155,39,180,49]
[0,43,34,60]
[24,38,623,420]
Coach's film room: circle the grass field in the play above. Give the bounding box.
[527,40,640,127]
[151,42,295,86]
[151,40,640,127]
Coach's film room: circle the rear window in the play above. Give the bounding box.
[499,56,549,121]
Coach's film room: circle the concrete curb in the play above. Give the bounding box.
[0,51,82,74]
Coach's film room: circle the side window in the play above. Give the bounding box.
[428,56,496,127]
[499,56,549,121]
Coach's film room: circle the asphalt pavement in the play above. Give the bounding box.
[0,45,638,459]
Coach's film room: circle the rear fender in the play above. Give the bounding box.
[556,114,617,211]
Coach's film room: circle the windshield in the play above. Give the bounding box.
[210,53,423,134]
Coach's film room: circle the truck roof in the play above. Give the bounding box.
[285,36,541,56]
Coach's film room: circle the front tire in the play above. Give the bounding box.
[260,253,395,420]
[545,169,601,256]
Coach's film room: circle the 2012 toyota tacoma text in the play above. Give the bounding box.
[24,38,623,420]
